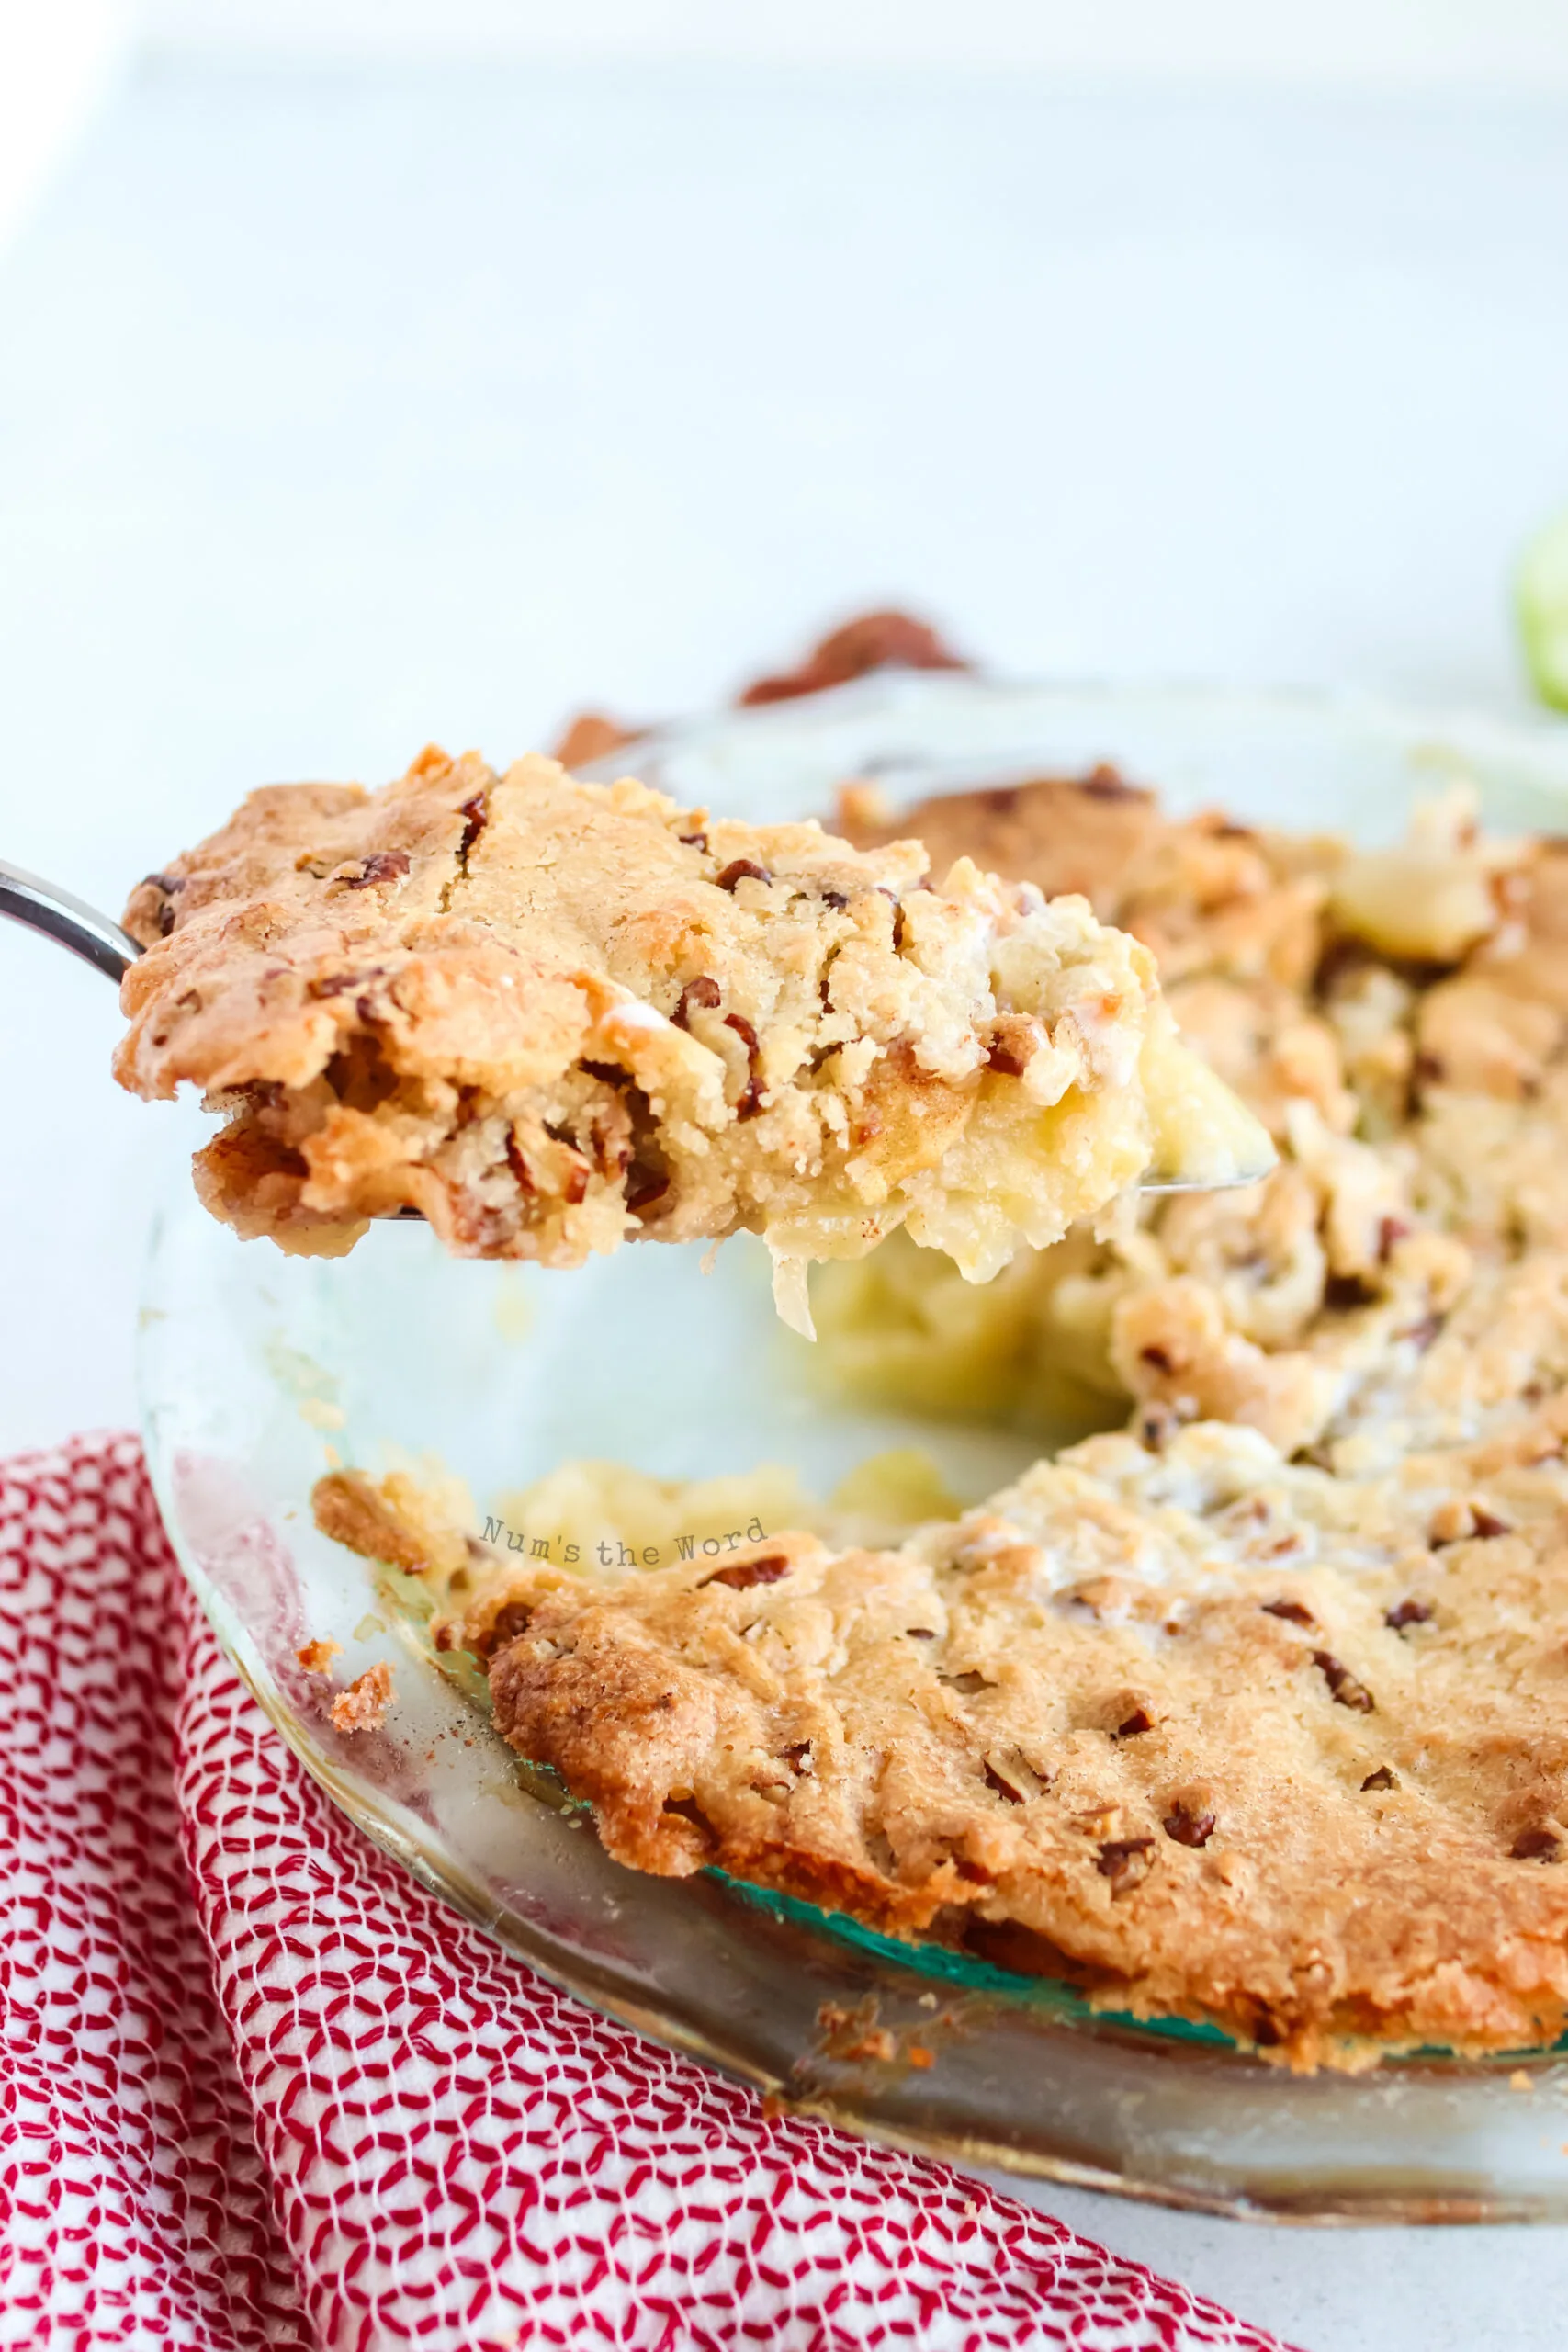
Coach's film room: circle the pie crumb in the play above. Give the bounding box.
[330,1662,393,1732]
[296,1638,342,1675]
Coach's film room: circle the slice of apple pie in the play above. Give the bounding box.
[116,747,1270,1317]
[314,1399,1568,2074]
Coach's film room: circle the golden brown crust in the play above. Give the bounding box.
[119,748,1237,1280]
[475,1425,1568,2069]
[837,773,1337,992]
[311,1470,445,1577]
[827,774,1568,1470]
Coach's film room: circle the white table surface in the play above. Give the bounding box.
[5,54,1568,2350]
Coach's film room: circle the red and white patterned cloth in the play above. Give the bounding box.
[1,1433,1295,2352]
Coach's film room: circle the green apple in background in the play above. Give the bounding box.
[1517,511,1568,712]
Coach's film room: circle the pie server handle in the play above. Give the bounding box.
[0,856,141,984]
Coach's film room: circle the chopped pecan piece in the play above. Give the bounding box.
[1510,1826,1562,1863]
[457,793,488,859]
[1096,1837,1156,1889]
[671,975,722,1029]
[985,1014,1040,1077]
[1077,765,1141,803]
[1313,1651,1375,1712]
[737,609,968,706]
[625,1165,670,1216]
[1262,1598,1315,1628]
[1384,1598,1434,1632]
[702,1554,792,1591]
[341,851,410,888]
[1162,1800,1216,1849]
[724,1011,765,1119]
[472,1600,536,1661]
[553,711,639,768]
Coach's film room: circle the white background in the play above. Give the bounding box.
[3,9,1568,2349]
[128,0,1568,85]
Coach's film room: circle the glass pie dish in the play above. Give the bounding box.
[140,673,1568,2222]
